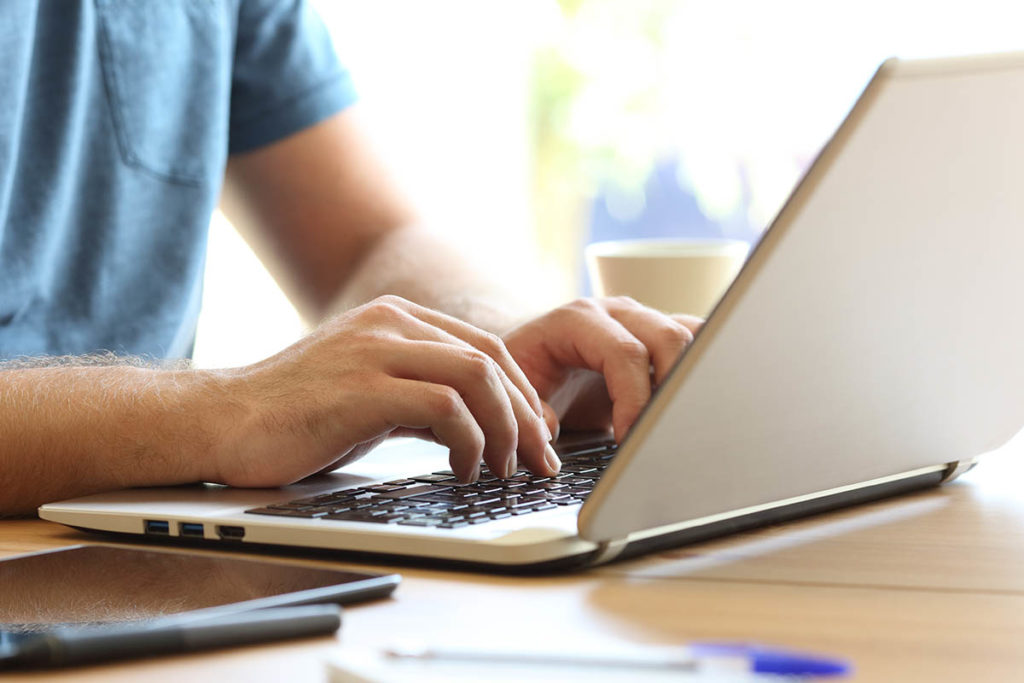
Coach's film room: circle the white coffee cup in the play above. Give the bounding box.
[585,238,750,318]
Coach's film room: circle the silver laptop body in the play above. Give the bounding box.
[40,52,1024,570]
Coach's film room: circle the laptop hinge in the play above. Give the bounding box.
[941,458,979,482]
[591,537,630,565]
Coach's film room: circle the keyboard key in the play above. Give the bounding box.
[412,474,457,483]
[466,485,502,494]
[560,465,598,474]
[378,484,450,499]
[416,493,461,504]
[555,442,614,458]
[505,497,539,508]
[365,484,407,493]
[324,511,389,523]
[288,495,335,505]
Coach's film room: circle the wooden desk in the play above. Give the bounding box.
[4,444,1024,682]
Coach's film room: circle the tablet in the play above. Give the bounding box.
[0,545,399,632]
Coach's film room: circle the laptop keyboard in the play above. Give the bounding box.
[245,441,617,529]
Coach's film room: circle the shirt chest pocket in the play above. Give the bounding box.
[95,0,233,187]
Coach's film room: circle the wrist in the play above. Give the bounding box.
[163,367,253,486]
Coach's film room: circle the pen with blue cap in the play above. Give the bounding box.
[383,641,851,677]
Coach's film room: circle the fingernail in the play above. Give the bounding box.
[542,421,553,442]
[544,444,561,475]
[505,453,518,479]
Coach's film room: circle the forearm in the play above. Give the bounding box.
[328,224,537,335]
[0,362,239,515]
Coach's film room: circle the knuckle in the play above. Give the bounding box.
[567,297,602,314]
[462,351,496,381]
[364,300,405,323]
[477,331,508,358]
[429,386,464,419]
[616,339,650,365]
[375,294,408,308]
[659,323,693,347]
[609,295,640,309]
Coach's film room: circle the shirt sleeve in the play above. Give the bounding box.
[228,0,357,154]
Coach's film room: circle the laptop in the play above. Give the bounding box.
[40,52,1024,571]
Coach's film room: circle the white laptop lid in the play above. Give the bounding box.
[581,53,1024,542]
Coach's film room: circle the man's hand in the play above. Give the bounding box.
[213,296,558,487]
[0,295,698,515]
[503,297,703,442]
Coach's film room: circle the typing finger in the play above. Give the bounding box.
[388,319,555,479]
[384,339,520,479]
[603,297,694,386]
[388,297,546,421]
[378,377,487,482]
[670,313,704,336]
[385,298,556,476]
[543,301,652,441]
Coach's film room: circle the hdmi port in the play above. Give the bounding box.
[217,525,245,540]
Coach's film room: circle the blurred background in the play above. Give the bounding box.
[193,0,1024,368]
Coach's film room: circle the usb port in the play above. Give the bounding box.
[217,525,245,540]
[179,522,204,538]
[144,520,170,535]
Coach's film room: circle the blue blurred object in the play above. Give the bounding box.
[690,642,851,677]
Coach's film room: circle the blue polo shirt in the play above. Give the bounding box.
[0,0,356,359]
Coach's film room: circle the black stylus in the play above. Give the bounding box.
[0,604,342,669]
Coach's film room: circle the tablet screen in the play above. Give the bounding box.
[0,545,398,632]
